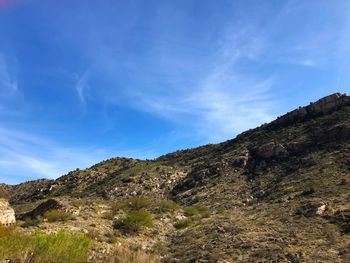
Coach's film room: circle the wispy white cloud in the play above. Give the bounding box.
[0,127,160,183]
[241,0,348,71]
[35,0,350,144]
[65,14,277,142]
[193,80,275,141]
[74,69,90,106]
[0,53,22,119]
[127,58,276,142]
[0,53,18,95]
[2,0,349,185]
[0,128,93,180]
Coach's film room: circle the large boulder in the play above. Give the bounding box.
[0,199,16,226]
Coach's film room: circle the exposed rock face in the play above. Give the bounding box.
[232,149,250,168]
[19,199,62,220]
[0,199,16,226]
[19,198,80,220]
[252,142,288,159]
[307,93,348,113]
[274,93,350,126]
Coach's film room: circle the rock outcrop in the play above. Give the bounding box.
[0,199,16,226]
[232,149,250,168]
[252,142,288,159]
[274,93,350,126]
[19,199,62,220]
[294,201,327,217]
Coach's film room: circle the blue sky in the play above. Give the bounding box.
[0,0,349,184]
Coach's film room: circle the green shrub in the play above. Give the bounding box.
[112,197,179,215]
[156,200,179,213]
[114,211,153,234]
[174,205,210,230]
[184,205,210,218]
[44,209,72,222]
[183,206,199,217]
[174,218,194,229]
[0,227,91,263]
[126,197,153,211]
[22,217,42,228]
[112,197,153,213]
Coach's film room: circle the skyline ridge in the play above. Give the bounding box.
[0,0,349,183]
[3,91,348,185]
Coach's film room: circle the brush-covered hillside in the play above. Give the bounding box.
[2,93,350,263]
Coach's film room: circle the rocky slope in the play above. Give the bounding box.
[4,92,350,262]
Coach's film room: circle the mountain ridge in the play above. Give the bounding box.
[3,92,350,203]
[2,92,350,262]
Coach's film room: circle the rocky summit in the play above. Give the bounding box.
[3,93,350,262]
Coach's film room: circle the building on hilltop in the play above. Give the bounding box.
[0,199,16,227]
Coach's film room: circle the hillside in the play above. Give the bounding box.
[3,92,350,262]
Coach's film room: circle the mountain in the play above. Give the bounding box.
[3,92,350,262]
